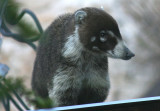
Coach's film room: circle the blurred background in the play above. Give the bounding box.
[1,0,160,110]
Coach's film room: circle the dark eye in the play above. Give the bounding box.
[100,30,106,37]
[99,30,107,42]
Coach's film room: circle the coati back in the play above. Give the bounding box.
[32,7,134,107]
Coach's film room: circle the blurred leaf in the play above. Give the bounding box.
[4,0,39,38]
[30,96,53,108]
[0,78,24,98]
[0,77,54,108]
[0,63,9,77]
[4,0,19,23]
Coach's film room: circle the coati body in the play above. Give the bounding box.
[32,7,135,107]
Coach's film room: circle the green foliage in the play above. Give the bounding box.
[21,82,54,108]
[4,0,19,23]
[17,21,40,38]
[4,0,40,38]
[0,0,52,109]
[30,96,53,108]
[0,78,24,99]
[0,77,53,109]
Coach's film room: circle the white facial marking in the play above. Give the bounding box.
[91,36,96,42]
[113,40,125,57]
[107,40,126,58]
[107,31,115,37]
[100,37,107,42]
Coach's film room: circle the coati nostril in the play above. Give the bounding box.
[126,50,135,58]
[123,47,135,60]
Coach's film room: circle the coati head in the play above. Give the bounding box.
[74,7,135,60]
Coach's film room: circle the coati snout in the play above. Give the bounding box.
[32,7,135,107]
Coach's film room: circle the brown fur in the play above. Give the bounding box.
[32,7,134,107]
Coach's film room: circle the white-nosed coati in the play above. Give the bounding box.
[32,7,135,107]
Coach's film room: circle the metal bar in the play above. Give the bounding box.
[0,0,42,51]
[6,97,10,111]
[0,0,8,18]
[1,98,10,111]
[13,90,30,110]
[0,0,8,31]
[0,21,37,50]
[30,96,160,111]
[1,21,40,42]
[0,80,23,111]
[0,81,10,111]
[8,95,24,111]
[8,9,43,34]
[6,9,43,34]
[0,22,37,50]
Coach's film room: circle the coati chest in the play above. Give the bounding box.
[77,64,110,104]
[50,51,110,105]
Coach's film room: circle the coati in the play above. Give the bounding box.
[32,7,135,107]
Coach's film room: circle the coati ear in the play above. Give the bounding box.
[75,10,87,24]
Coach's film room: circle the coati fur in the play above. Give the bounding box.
[32,7,135,107]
